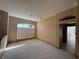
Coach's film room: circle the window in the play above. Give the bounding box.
[17,23,35,29]
[17,23,35,39]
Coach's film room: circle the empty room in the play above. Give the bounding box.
[0,0,79,59]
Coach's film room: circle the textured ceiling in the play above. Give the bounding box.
[0,0,78,21]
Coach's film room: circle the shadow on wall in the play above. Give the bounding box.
[0,35,8,58]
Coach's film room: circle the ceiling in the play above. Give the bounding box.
[0,0,78,21]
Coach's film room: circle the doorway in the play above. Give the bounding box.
[67,25,76,53]
[59,23,76,54]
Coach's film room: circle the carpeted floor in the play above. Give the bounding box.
[2,39,76,59]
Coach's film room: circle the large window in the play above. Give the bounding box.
[17,23,35,40]
[17,24,35,29]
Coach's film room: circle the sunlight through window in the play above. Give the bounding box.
[17,24,35,29]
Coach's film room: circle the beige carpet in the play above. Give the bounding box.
[2,39,76,59]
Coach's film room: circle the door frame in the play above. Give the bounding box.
[59,23,76,49]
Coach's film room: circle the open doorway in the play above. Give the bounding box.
[59,23,76,54]
[67,25,76,53]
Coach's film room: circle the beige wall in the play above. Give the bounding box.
[0,35,8,58]
[0,10,8,39]
[0,10,8,59]
[37,16,59,47]
[8,16,36,43]
[58,7,78,50]
[37,6,78,48]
